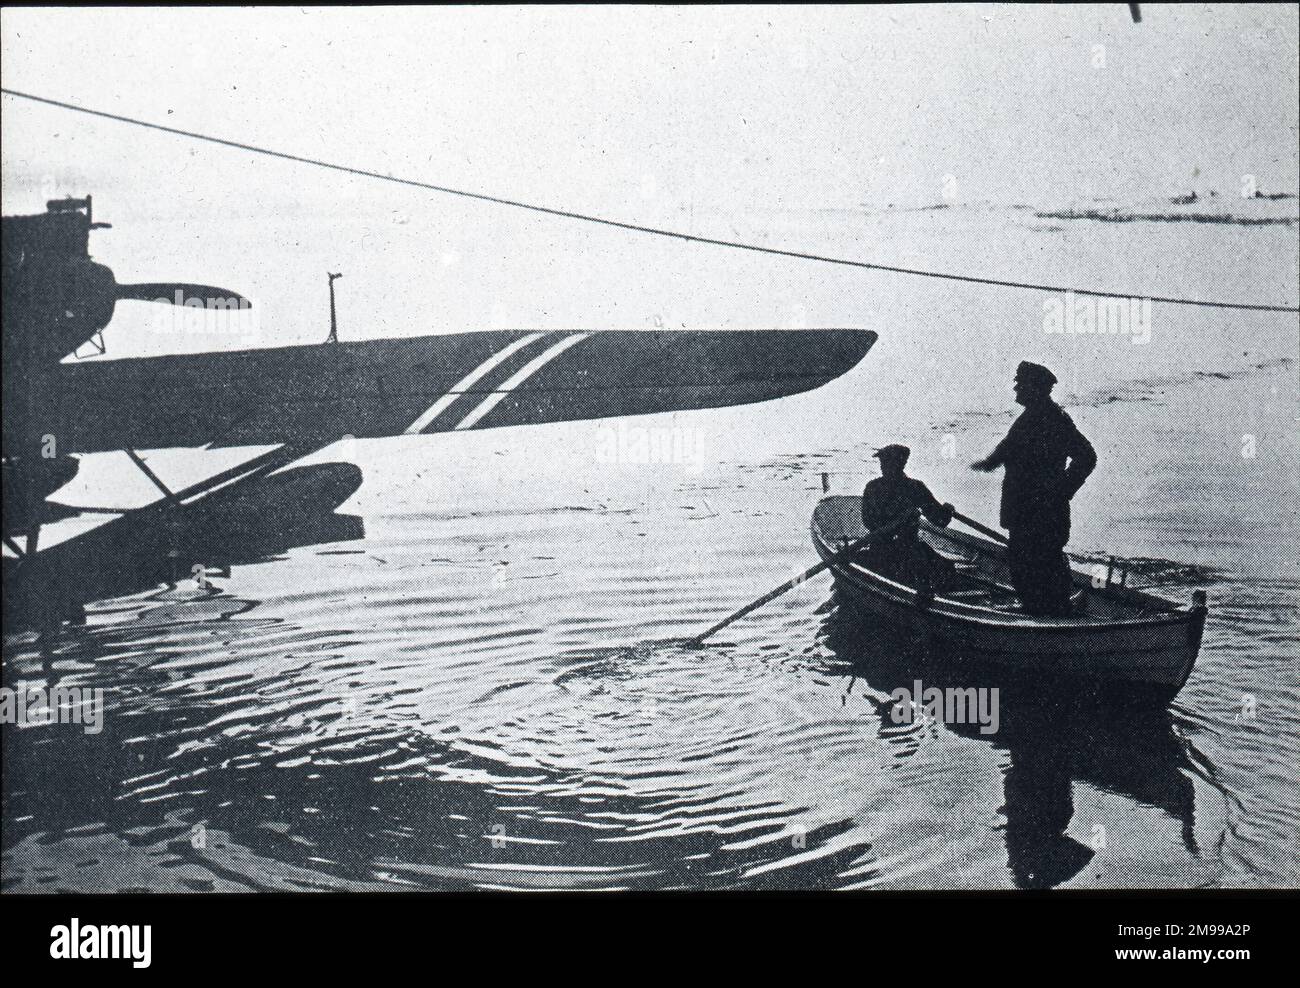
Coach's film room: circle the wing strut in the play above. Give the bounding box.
[124,449,179,504]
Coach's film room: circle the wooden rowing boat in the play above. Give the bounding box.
[811,496,1207,702]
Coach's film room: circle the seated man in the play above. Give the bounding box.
[860,444,956,593]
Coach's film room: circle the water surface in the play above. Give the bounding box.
[4,202,1297,890]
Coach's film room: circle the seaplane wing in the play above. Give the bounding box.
[6,327,874,630]
[46,328,877,454]
[4,197,877,631]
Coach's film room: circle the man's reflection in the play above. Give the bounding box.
[819,594,1197,889]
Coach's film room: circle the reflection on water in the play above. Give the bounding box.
[3,483,1269,892]
[4,357,1299,890]
[3,594,868,891]
[817,600,1199,889]
[2,461,364,634]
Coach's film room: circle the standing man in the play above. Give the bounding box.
[971,362,1096,616]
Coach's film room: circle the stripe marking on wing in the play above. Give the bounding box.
[453,333,591,431]
[402,332,548,435]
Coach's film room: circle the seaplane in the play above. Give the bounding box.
[1,195,877,632]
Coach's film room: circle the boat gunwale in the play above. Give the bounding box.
[918,518,1183,613]
[811,502,1203,636]
[825,550,1203,643]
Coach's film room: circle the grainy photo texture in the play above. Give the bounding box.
[2,5,1297,901]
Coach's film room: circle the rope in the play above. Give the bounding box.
[5,87,1297,314]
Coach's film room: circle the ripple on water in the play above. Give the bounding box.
[5,436,1297,890]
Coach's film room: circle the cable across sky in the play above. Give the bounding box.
[3,87,1297,315]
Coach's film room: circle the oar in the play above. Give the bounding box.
[950,507,1101,594]
[685,509,917,646]
[951,508,1091,564]
[949,509,1009,545]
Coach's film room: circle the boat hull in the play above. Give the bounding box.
[812,497,1206,702]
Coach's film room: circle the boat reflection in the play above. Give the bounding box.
[817,589,1199,889]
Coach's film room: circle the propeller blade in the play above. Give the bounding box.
[114,282,250,309]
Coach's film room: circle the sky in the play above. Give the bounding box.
[0,5,1295,358]
[3,4,1298,218]
[2,5,1296,563]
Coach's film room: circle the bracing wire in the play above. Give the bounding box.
[4,88,1297,315]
